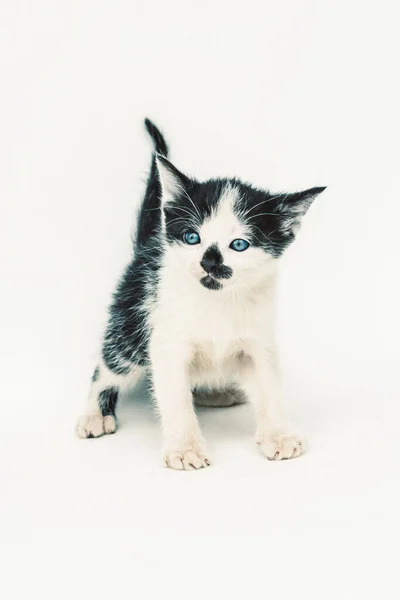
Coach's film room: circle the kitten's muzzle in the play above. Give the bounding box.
[200,259,233,280]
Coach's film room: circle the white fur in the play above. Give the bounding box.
[149,185,305,469]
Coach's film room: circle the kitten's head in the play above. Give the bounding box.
[156,155,325,291]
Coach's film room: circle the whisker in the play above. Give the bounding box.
[241,197,276,218]
[246,212,280,221]
[167,217,198,227]
[249,223,275,246]
[171,205,197,216]
[179,187,202,221]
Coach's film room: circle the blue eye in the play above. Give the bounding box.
[230,239,250,252]
[183,231,201,245]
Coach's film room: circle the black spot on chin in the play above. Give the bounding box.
[200,276,222,291]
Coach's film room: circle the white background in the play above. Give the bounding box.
[1,1,399,598]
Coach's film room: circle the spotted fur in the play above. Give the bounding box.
[77,119,325,469]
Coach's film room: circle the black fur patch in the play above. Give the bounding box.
[99,387,119,417]
[215,265,233,280]
[201,244,232,281]
[201,244,222,270]
[234,185,326,257]
[144,118,168,156]
[102,245,161,371]
[200,276,222,291]
[91,366,100,382]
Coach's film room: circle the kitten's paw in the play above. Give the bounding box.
[163,448,212,471]
[76,414,116,438]
[257,433,306,461]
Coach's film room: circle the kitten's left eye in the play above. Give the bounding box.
[230,239,250,252]
[183,231,201,245]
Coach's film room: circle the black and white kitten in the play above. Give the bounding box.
[77,119,325,470]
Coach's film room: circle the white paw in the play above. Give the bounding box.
[257,433,306,460]
[163,447,212,471]
[76,414,117,438]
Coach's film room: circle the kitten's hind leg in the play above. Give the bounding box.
[76,361,142,438]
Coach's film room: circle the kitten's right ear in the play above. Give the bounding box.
[156,155,189,205]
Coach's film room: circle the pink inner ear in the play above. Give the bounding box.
[156,160,181,202]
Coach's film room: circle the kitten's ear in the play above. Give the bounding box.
[156,155,190,205]
[277,186,326,233]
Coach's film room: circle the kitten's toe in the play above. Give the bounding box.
[257,433,306,461]
[76,414,117,438]
[164,451,185,470]
[182,450,211,470]
[164,448,212,471]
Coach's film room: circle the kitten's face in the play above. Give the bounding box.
[157,156,325,292]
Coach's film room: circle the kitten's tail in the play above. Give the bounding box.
[134,120,168,246]
[144,118,169,157]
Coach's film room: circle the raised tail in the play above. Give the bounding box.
[134,119,168,247]
[144,118,169,157]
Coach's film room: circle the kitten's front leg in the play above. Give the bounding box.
[244,344,306,461]
[150,337,211,470]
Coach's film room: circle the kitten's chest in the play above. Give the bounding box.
[187,292,270,356]
[154,277,274,349]
[189,294,246,337]
[189,300,257,382]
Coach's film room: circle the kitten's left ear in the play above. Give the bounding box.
[278,186,326,232]
[156,155,190,205]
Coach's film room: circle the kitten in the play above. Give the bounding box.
[77,119,325,470]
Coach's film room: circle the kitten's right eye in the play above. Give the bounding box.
[183,231,201,245]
